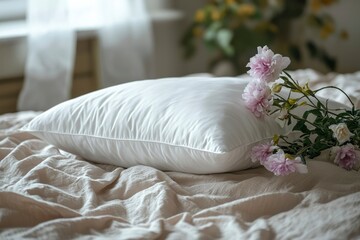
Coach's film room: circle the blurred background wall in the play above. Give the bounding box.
[176,0,360,75]
[0,0,359,113]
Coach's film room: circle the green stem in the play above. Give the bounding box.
[295,145,312,156]
[279,135,292,145]
[315,86,355,112]
[288,112,321,129]
[282,71,319,108]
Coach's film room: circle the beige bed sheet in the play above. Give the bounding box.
[1,113,359,240]
[1,70,360,239]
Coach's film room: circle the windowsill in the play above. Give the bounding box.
[0,10,183,43]
[0,20,25,42]
[0,9,185,80]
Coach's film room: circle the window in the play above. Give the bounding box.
[0,0,26,22]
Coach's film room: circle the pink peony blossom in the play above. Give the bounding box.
[333,144,358,170]
[246,46,290,83]
[264,151,308,176]
[251,141,277,164]
[242,80,272,118]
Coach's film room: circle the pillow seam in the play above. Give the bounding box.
[22,129,275,154]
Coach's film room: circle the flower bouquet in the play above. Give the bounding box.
[181,0,347,75]
[243,46,360,176]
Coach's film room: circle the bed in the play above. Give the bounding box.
[1,69,360,239]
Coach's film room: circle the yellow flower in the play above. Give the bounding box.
[320,23,334,39]
[211,8,221,21]
[225,0,235,5]
[237,4,256,17]
[311,0,337,12]
[194,9,205,23]
[310,0,322,12]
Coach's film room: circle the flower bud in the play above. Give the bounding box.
[288,98,298,105]
[273,134,280,145]
[272,84,282,93]
[302,82,314,96]
[299,101,307,106]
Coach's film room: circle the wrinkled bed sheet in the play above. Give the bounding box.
[1,70,360,240]
[290,69,360,108]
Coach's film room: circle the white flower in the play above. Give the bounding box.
[329,123,354,145]
[275,108,288,128]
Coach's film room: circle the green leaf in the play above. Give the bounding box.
[304,137,312,146]
[303,109,322,121]
[216,29,234,57]
[180,24,198,59]
[204,22,222,42]
[293,120,306,131]
[281,0,307,18]
[204,28,216,42]
[287,117,292,126]
[280,76,289,82]
[300,123,311,134]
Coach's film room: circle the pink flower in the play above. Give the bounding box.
[242,80,272,118]
[333,144,358,170]
[251,141,277,164]
[246,46,290,83]
[264,151,308,176]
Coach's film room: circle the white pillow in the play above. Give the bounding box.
[21,77,287,174]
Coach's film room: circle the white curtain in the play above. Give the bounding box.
[18,0,75,111]
[18,0,154,111]
[98,0,154,87]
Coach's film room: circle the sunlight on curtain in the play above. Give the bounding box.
[98,0,154,87]
[18,0,75,111]
[18,0,154,111]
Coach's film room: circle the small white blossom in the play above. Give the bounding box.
[275,108,288,128]
[329,123,354,145]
